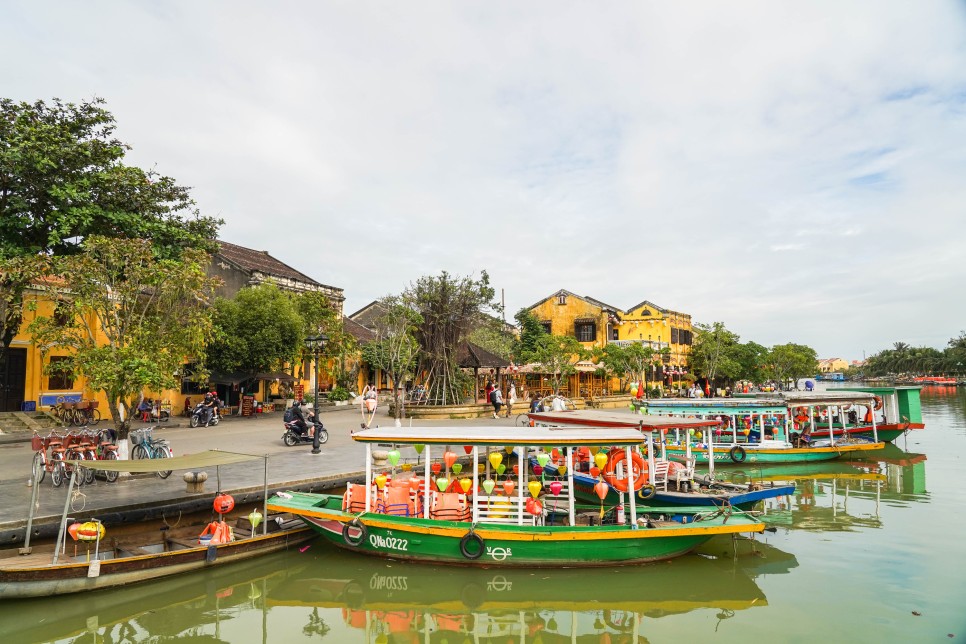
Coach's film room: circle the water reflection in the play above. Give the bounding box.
[1,539,792,643]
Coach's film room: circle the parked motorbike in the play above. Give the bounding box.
[189,403,221,428]
[282,417,329,446]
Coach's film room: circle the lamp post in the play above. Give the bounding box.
[305,334,329,455]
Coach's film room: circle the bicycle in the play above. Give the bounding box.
[49,397,76,427]
[72,399,101,426]
[31,429,68,487]
[130,427,173,478]
[80,427,120,483]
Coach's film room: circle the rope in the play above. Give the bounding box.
[70,488,87,513]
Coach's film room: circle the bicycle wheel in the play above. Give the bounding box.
[515,413,531,427]
[50,454,64,487]
[132,444,149,460]
[32,451,47,485]
[102,450,119,483]
[155,446,173,479]
[89,409,101,425]
[67,452,85,486]
[83,450,96,484]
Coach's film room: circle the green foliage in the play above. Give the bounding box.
[0,97,221,358]
[327,386,352,402]
[864,335,964,376]
[513,309,547,362]
[361,296,421,416]
[689,322,743,383]
[207,283,305,377]
[468,315,515,360]
[762,343,818,386]
[531,334,587,394]
[27,236,218,436]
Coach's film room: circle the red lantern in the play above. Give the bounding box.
[431,462,442,475]
[532,465,543,476]
[594,481,608,501]
[67,523,80,542]
[443,451,458,469]
[213,493,235,514]
[590,466,600,478]
[463,445,473,454]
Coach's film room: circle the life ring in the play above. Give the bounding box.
[729,445,747,463]
[459,531,485,560]
[342,519,368,547]
[873,396,883,411]
[637,484,656,500]
[602,449,648,493]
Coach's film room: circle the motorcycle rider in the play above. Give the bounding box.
[199,392,217,427]
[290,399,312,438]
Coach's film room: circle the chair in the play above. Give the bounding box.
[382,485,419,517]
[429,491,470,522]
[342,482,380,513]
[650,459,671,492]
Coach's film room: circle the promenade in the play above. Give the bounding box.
[0,406,522,544]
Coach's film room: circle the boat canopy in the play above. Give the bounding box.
[779,392,877,406]
[529,410,723,428]
[73,449,266,472]
[351,426,647,446]
[641,401,789,415]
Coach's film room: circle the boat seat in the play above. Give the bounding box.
[381,485,420,517]
[343,482,381,514]
[650,459,671,492]
[429,491,470,522]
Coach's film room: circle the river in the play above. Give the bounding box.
[2,386,964,643]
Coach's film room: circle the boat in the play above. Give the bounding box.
[524,412,795,509]
[531,407,885,465]
[0,450,315,599]
[267,426,765,567]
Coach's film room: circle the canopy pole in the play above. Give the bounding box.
[52,468,78,565]
[21,466,41,554]
[871,399,878,442]
[472,446,480,524]
[365,444,372,513]
[827,405,835,446]
[566,447,575,526]
[626,441,638,529]
[262,456,269,536]
[516,446,524,526]
[423,445,431,519]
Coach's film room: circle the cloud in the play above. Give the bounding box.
[2,0,965,358]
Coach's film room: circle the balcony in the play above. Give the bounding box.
[608,340,668,350]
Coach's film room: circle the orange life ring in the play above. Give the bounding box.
[602,449,648,493]
[873,396,883,411]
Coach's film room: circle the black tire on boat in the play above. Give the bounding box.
[729,445,747,463]
[637,484,656,500]
[343,519,368,547]
[459,531,485,560]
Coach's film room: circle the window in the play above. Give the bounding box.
[541,321,552,335]
[47,356,74,390]
[671,327,680,344]
[611,327,619,341]
[556,294,567,305]
[575,322,596,342]
[53,302,73,327]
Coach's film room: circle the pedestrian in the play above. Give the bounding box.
[551,393,566,412]
[529,392,541,413]
[505,382,517,417]
[490,385,503,418]
[484,379,494,404]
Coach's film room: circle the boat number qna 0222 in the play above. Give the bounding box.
[369,534,409,552]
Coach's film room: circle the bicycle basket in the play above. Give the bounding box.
[31,435,43,451]
[131,428,152,445]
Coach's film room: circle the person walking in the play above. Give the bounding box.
[490,385,504,419]
[505,382,517,417]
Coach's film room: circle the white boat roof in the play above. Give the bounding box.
[351,425,648,446]
[528,410,722,428]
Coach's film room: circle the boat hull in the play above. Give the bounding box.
[268,493,764,568]
[0,526,313,599]
[804,423,911,443]
[570,473,795,510]
[665,440,885,465]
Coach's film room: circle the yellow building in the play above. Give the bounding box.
[818,358,849,373]
[525,290,693,396]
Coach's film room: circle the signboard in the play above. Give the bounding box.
[293,384,304,401]
[241,395,255,417]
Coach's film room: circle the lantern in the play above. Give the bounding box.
[488,452,503,469]
[248,509,263,530]
[496,463,506,475]
[594,452,608,471]
[459,478,472,493]
[443,451,458,469]
[504,445,514,454]
[503,480,515,496]
[533,465,543,476]
[590,466,600,478]
[557,464,568,476]
[482,479,496,495]
[537,453,551,468]
[214,493,235,515]
[594,481,608,501]
[431,462,442,475]
[452,463,463,474]
[413,444,425,454]
[463,445,473,454]
[76,521,105,542]
[528,480,542,498]
[375,474,388,490]
[387,450,401,466]
[436,477,449,492]
[550,481,563,495]
[67,523,81,541]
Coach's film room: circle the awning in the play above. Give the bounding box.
[574,361,603,373]
[208,371,251,385]
[74,449,266,472]
[255,372,297,383]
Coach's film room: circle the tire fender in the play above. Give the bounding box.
[342,519,368,547]
[459,531,485,560]
[729,445,747,463]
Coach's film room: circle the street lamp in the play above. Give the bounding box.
[305,334,329,455]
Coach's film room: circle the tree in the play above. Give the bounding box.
[532,335,587,395]
[689,322,743,384]
[513,309,548,363]
[290,290,358,391]
[405,271,498,405]
[207,283,305,380]
[27,237,218,437]
[0,97,221,366]
[468,316,515,361]
[734,341,769,383]
[361,296,422,419]
[762,343,818,389]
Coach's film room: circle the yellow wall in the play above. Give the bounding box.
[618,303,692,370]
[529,293,610,349]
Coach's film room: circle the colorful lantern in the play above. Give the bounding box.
[413,444,425,454]
[557,464,567,476]
[594,451,608,471]
[482,479,496,495]
[537,453,551,468]
[463,445,473,454]
[504,445,514,454]
[496,463,506,475]
[387,450,400,466]
[452,463,463,474]
[213,493,235,514]
[512,464,520,476]
[550,481,563,495]
[488,452,503,469]
[431,462,442,475]
[76,521,105,542]
[503,480,515,496]
[436,477,449,492]
[443,451,458,469]
[594,481,609,501]
[532,465,543,476]
[590,466,600,478]
[459,478,473,493]
[67,523,81,541]
[375,474,387,490]
[248,509,263,529]
[528,480,542,498]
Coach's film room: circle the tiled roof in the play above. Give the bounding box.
[457,342,511,369]
[216,240,338,291]
[343,316,376,343]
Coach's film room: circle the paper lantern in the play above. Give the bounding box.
[431,462,442,475]
[537,453,551,468]
[214,493,235,514]
[590,466,600,478]
[482,479,496,494]
[557,464,568,476]
[504,445,514,454]
[67,523,81,541]
[529,499,543,515]
[594,481,609,501]
[443,451,458,469]
[528,480,542,498]
[550,481,562,495]
[375,474,387,490]
[436,477,449,492]
[589,446,600,455]
[452,463,463,474]
[594,452,608,471]
[459,478,472,493]
[512,465,520,476]
[503,480,515,496]
[696,432,702,440]
[496,463,506,475]
[76,521,105,542]
[551,448,562,461]
[743,429,750,436]
[387,450,400,466]
[463,445,473,454]
[414,444,425,454]
[489,452,503,469]
[248,509,263,529]
[688,428,695,435]
[533,465,543,476]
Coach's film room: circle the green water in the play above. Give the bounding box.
[2,387,964,643]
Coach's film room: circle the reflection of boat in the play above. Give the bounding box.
[0,547,305,644]
[269,426,764,567]
[0,450,314,599]
[695,535,800,577]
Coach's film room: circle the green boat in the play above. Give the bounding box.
[267,426,764,567]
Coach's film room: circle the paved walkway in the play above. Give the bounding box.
[0,405,524,544]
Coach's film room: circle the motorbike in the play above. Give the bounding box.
[282,416,329,447]
[189,403,221,428]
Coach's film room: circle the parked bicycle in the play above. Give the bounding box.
[73,399,101,426]
[31,429,68,487]
[130,427,173,478]
[79,427,120,483]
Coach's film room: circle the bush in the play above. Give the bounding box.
[328,386,352,402]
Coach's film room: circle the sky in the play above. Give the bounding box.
[3,1,965,360]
